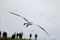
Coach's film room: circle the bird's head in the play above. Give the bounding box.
[28,22,33,25]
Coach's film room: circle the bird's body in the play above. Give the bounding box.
[24,22,33,27]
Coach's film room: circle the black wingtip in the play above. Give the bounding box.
[23,23,26,25]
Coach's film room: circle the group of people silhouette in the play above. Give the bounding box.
[11,32,23,39]
[0,31,38,40]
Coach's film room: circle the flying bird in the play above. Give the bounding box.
[35,24,49,36]
[9,12,33,27]
[9,12,49,36]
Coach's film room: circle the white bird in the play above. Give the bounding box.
[9,12,33,27]
[9,12,49,36]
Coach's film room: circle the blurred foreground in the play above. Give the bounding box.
[0,37,29,40]
[0,31,37,40]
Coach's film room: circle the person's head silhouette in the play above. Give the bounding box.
[30,33,32,38]
[3,32,7,38]
[35,34,38,40]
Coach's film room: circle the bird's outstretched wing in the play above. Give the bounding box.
[35,24,49,36]
[9,12,21,17]
[9,12,29,22]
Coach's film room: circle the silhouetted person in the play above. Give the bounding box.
[29,33,32,40]
[11,33,15,39]
[17,32,23,39]
[19,32,23,39]
[3,32,7,38]
[0,31,1,40]
[35,34,37,40]
[0,31,1,37]
[1,32,7,40]
[17,33,20,38]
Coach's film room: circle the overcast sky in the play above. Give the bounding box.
[0,0,60,40]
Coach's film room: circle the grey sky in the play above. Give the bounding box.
[0,0,60,40]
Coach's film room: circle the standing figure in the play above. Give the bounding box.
[17,33,19,38]
[1,32,7,40]
[35,34,37,40]
[0,31,1,39]
[0,31,1,37]
[19,32,23,39]
[29,33,32,40]
[3,32,7,38]
[11,33,16,39]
